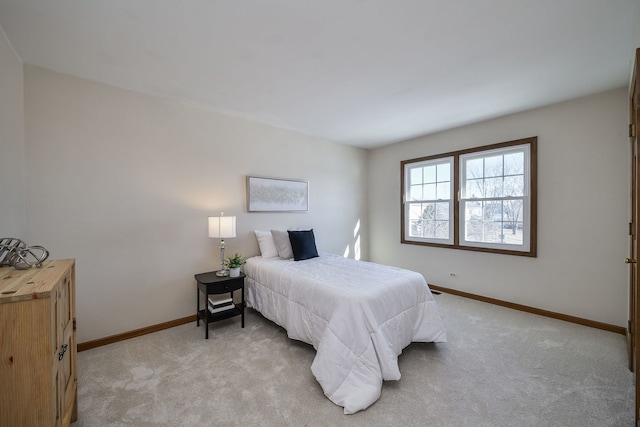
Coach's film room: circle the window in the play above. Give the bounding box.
[404,157,454,245]
[401,137,537,256]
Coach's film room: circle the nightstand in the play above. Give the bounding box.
[195,271,245,339]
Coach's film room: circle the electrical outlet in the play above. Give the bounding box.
[449,273,456,277]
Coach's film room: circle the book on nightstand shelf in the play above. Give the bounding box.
[208,302,235,314]
[208,297,233,307]
[208,297,235,314]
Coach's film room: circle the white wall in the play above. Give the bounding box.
[0,26,25,237]
[635,3,640,50]
[368,88,629,327]
[23,65,368,342]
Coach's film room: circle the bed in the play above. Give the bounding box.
[244,230,446,414]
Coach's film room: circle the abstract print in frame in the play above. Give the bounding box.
[247,176,309,212]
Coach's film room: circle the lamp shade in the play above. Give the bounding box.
[208,215,236,238]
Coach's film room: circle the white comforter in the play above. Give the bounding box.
[244,253,447,414]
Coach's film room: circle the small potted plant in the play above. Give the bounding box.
[225,253,246,277]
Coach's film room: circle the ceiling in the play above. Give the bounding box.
[0,0,638,148]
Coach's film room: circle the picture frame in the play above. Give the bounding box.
[246,176,309,212]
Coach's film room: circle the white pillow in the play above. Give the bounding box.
[254,230,279,258]
[271,229,294,259]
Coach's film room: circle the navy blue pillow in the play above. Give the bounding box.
[288,229,319,261]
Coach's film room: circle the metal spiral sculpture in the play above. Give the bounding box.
[0,238,50,270]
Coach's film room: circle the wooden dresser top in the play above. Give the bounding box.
[0,259,75,304]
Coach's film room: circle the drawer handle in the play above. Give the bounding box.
[58,344,68,361]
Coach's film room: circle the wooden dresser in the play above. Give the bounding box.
[0,259,77,427]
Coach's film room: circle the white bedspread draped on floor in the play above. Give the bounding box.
[244,253,447,414]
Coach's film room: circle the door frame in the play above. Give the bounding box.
[629,47,639,425]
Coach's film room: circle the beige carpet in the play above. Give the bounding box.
[71,293,634,426]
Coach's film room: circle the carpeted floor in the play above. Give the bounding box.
[71,293,634,426]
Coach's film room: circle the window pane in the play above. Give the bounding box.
[502,199,523,226]
[424,183,436,200]
[466,158,483,179]
[410,219,424,237]
[486,201,502,220]
[481,221,502,243]
[435,202,449,220]
[466,178,483,198]
[464,200,483,242]
[410,167,423,185]
[409,202,427,237]
[484,177,503,197]
[435,221,449,239]
[424,165,436,183]
[484,155,503,177]
[504,152,524,175]
[436,182,450,199]
[504,175,524,196]
[410,203,429,237]
[409,184,422,201]
[437,162,450,181]
[409,202,423,219]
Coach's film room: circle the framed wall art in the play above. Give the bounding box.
[246,176,309,212]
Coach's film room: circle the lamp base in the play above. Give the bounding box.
[216,269,230,277]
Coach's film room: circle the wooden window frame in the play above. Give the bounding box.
[401,136,537,257]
